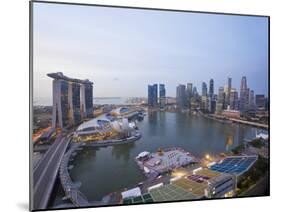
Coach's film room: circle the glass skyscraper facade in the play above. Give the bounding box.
[209,79,214,98]
[148,84,158,107]
[159,84,166,109]
[202,82,208,97]
[240,76,249,111]
[176,84,186,109]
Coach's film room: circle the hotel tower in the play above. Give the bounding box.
[47,72,93,129]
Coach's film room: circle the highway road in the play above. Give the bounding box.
[32,134,71,210]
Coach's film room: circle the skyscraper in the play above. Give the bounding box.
[202,82,208,97]
[249,90,255,110]
[255,94,266,110]
[240,76,249,111]
[176,84,186,109]
[209,79,214,98]
[186,83,193,109]
[216,86,225,114]
[226,77,232,106]
[159,84,166,109]
[148,84,158,107]
[47,72,93,129]
[192,86,198,100]
[229,88,239,110]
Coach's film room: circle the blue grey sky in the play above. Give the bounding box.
[33,2,268,105]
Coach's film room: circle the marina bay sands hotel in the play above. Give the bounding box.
[47,72,93,129]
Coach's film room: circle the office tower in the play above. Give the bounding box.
[216,86,225,114]
[249,90,255,110]
[176,84,186,109]
[229,88,239,110]
[209,79,214,98]
[239,76,249,111]
[208,96,216,113]
[201,96,209,111]
[159,84,166,109]
[226,77,232,106]
[148,85,153,106]
[255,94,266,110]
[186,83,193,109]
[47,72,93,129]
[202,82,208,97]
[148,84,158,107]
[192,86,198,100]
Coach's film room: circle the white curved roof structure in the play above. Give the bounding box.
[76,113,110,131]
[76,108,132,133]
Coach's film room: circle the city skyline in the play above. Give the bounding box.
[33,3,268,105]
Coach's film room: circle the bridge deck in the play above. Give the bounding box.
[32,135,71,210]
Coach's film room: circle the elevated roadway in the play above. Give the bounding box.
[32,134,71,210]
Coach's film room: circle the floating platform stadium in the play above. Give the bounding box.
[121,155,258,204]
[121,168,236,204]
[135,147,198,179]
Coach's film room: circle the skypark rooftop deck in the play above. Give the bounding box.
[47,72,93,84]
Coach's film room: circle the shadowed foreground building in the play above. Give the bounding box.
[47,72,93,129]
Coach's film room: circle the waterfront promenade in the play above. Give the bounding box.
[59,142,91,207]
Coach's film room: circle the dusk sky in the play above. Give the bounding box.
[33,2,268,105]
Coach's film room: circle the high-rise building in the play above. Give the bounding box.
[226,77,232,106]
[229,88,239,110]
[176,84,186,109]
[255,94,266,110]
[239,76,249,111]
[249,90,255,110]
[192,86,198,101]
[209,79,214,98]
[201,96,209,111]
[202,82,208,97]
[148,84,158,107]
[159,84,166,109]
[208,96,216,113]
[186,83,193,109]
[216,87,225,114]
[47,72,93,129]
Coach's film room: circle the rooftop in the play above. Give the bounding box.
[210,155,258,175]
[47,72,93,84]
